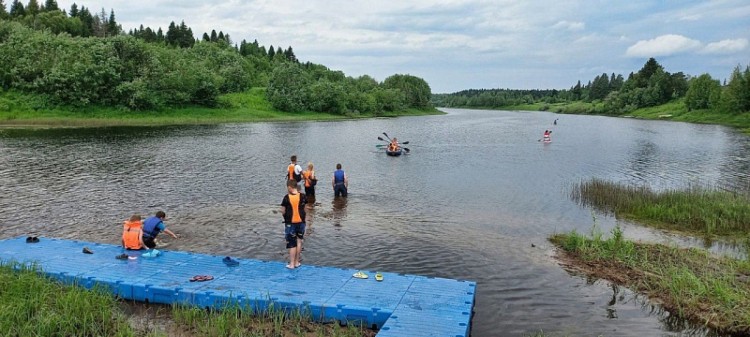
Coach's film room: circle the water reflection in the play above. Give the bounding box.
[331,196,348,227]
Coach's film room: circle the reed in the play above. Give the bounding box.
[572,178,750,237]
[550,227,750,335]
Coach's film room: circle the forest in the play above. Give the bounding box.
[433,58,750,116]
[0,0,433,115]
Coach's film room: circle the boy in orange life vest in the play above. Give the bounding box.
[280,179,307,269]
[302,162,316,205]
[122,214,146,250]
[287,155,303,183]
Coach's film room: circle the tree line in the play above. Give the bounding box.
[0,0,433,114]
[433,58,750,115]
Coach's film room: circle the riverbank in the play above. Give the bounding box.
[505,99,750,134]
[549,228,750,335]
[0,262,372,336]
[571,178,750,239]
[0,88,442,128]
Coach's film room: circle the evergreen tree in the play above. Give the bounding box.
[284,46,297,62]
[26,0,39,16]
[218,31,224,42]
[156,27,163,42]
[0,0,8,19]
[9,0,24,17]
[210,29,217,42]
[267,44,275,59]
[68,2,77,17]
[571,80,582,100]
[107,9,119,35]
[202,32,210,42]
[43,0,57,11]
[166,21,177,45]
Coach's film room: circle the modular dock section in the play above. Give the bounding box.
[0,236,475,336]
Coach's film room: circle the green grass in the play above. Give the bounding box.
[0,88,442,128]
[572,178,750,238]
[0,261,139,336]
[0,261,373,336]
[549,227,750,335]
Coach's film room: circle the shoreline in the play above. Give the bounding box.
[549,231,750,335]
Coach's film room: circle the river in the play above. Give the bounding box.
[1,108,748,336]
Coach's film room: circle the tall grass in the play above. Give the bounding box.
[0,261,138,336]
[550,227,750,335]
[572,178,750,237]
[171,301,372,337]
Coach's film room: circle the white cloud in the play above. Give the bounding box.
[625,34,702,57]
[702,38,749,54]
[552,20,585,31]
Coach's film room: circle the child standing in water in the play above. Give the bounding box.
[280,179,307,269]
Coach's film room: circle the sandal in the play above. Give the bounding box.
[82,247,94,254]
[25,236,40,243]
[353,271,368,279]
[375,272,383,282]
[189,275,214,282]
[115,253,129,260]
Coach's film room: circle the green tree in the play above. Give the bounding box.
[0,0,8,20]
[26,0,39,16]
[209,29,217,42]
[9,0,23,18]
[382,74,432,109]
[720,65,750,113]
[266,62,311,112]
[107,9,119,36]
[68,3,77,17]
[685,73,721,111]
[43,0,57,12]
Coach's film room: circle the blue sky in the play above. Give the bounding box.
[57,0,749,93]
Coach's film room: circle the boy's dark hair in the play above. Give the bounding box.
[336,163,342,169]
[291,155,297,162]
[286,179,298,188]
[156,211,166,219]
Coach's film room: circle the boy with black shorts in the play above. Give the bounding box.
[280,179,306,269]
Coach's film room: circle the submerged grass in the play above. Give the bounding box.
[549,227,750,335]
[0,261,373,336]
[572,178,750,237]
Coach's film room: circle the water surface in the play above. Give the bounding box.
[1,108,748,336]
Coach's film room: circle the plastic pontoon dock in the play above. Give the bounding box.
[0,236,475,336]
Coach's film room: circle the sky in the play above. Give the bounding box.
[55,0,750,93]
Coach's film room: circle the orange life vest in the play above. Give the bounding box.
[288,193,302,223]
[122,220,143,250]
[288,164,295,180]
[303,170,314,187]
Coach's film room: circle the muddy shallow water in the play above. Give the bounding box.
[1,109,748,336]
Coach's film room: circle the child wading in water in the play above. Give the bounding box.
[280,179,307,269]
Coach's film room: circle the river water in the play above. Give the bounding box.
[1,108,748,336]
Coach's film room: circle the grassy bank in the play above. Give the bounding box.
[0,262,372,336]
[505,99,750,134]
[572,178,750,238]
[0,88,442,128]
[549,227,750,335]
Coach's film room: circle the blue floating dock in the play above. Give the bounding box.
[0,236,475,336]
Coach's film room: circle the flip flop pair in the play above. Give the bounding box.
[25,236,40,243]
[353,271,368,279]
[142,249,161,258]
[189,275,214,282]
